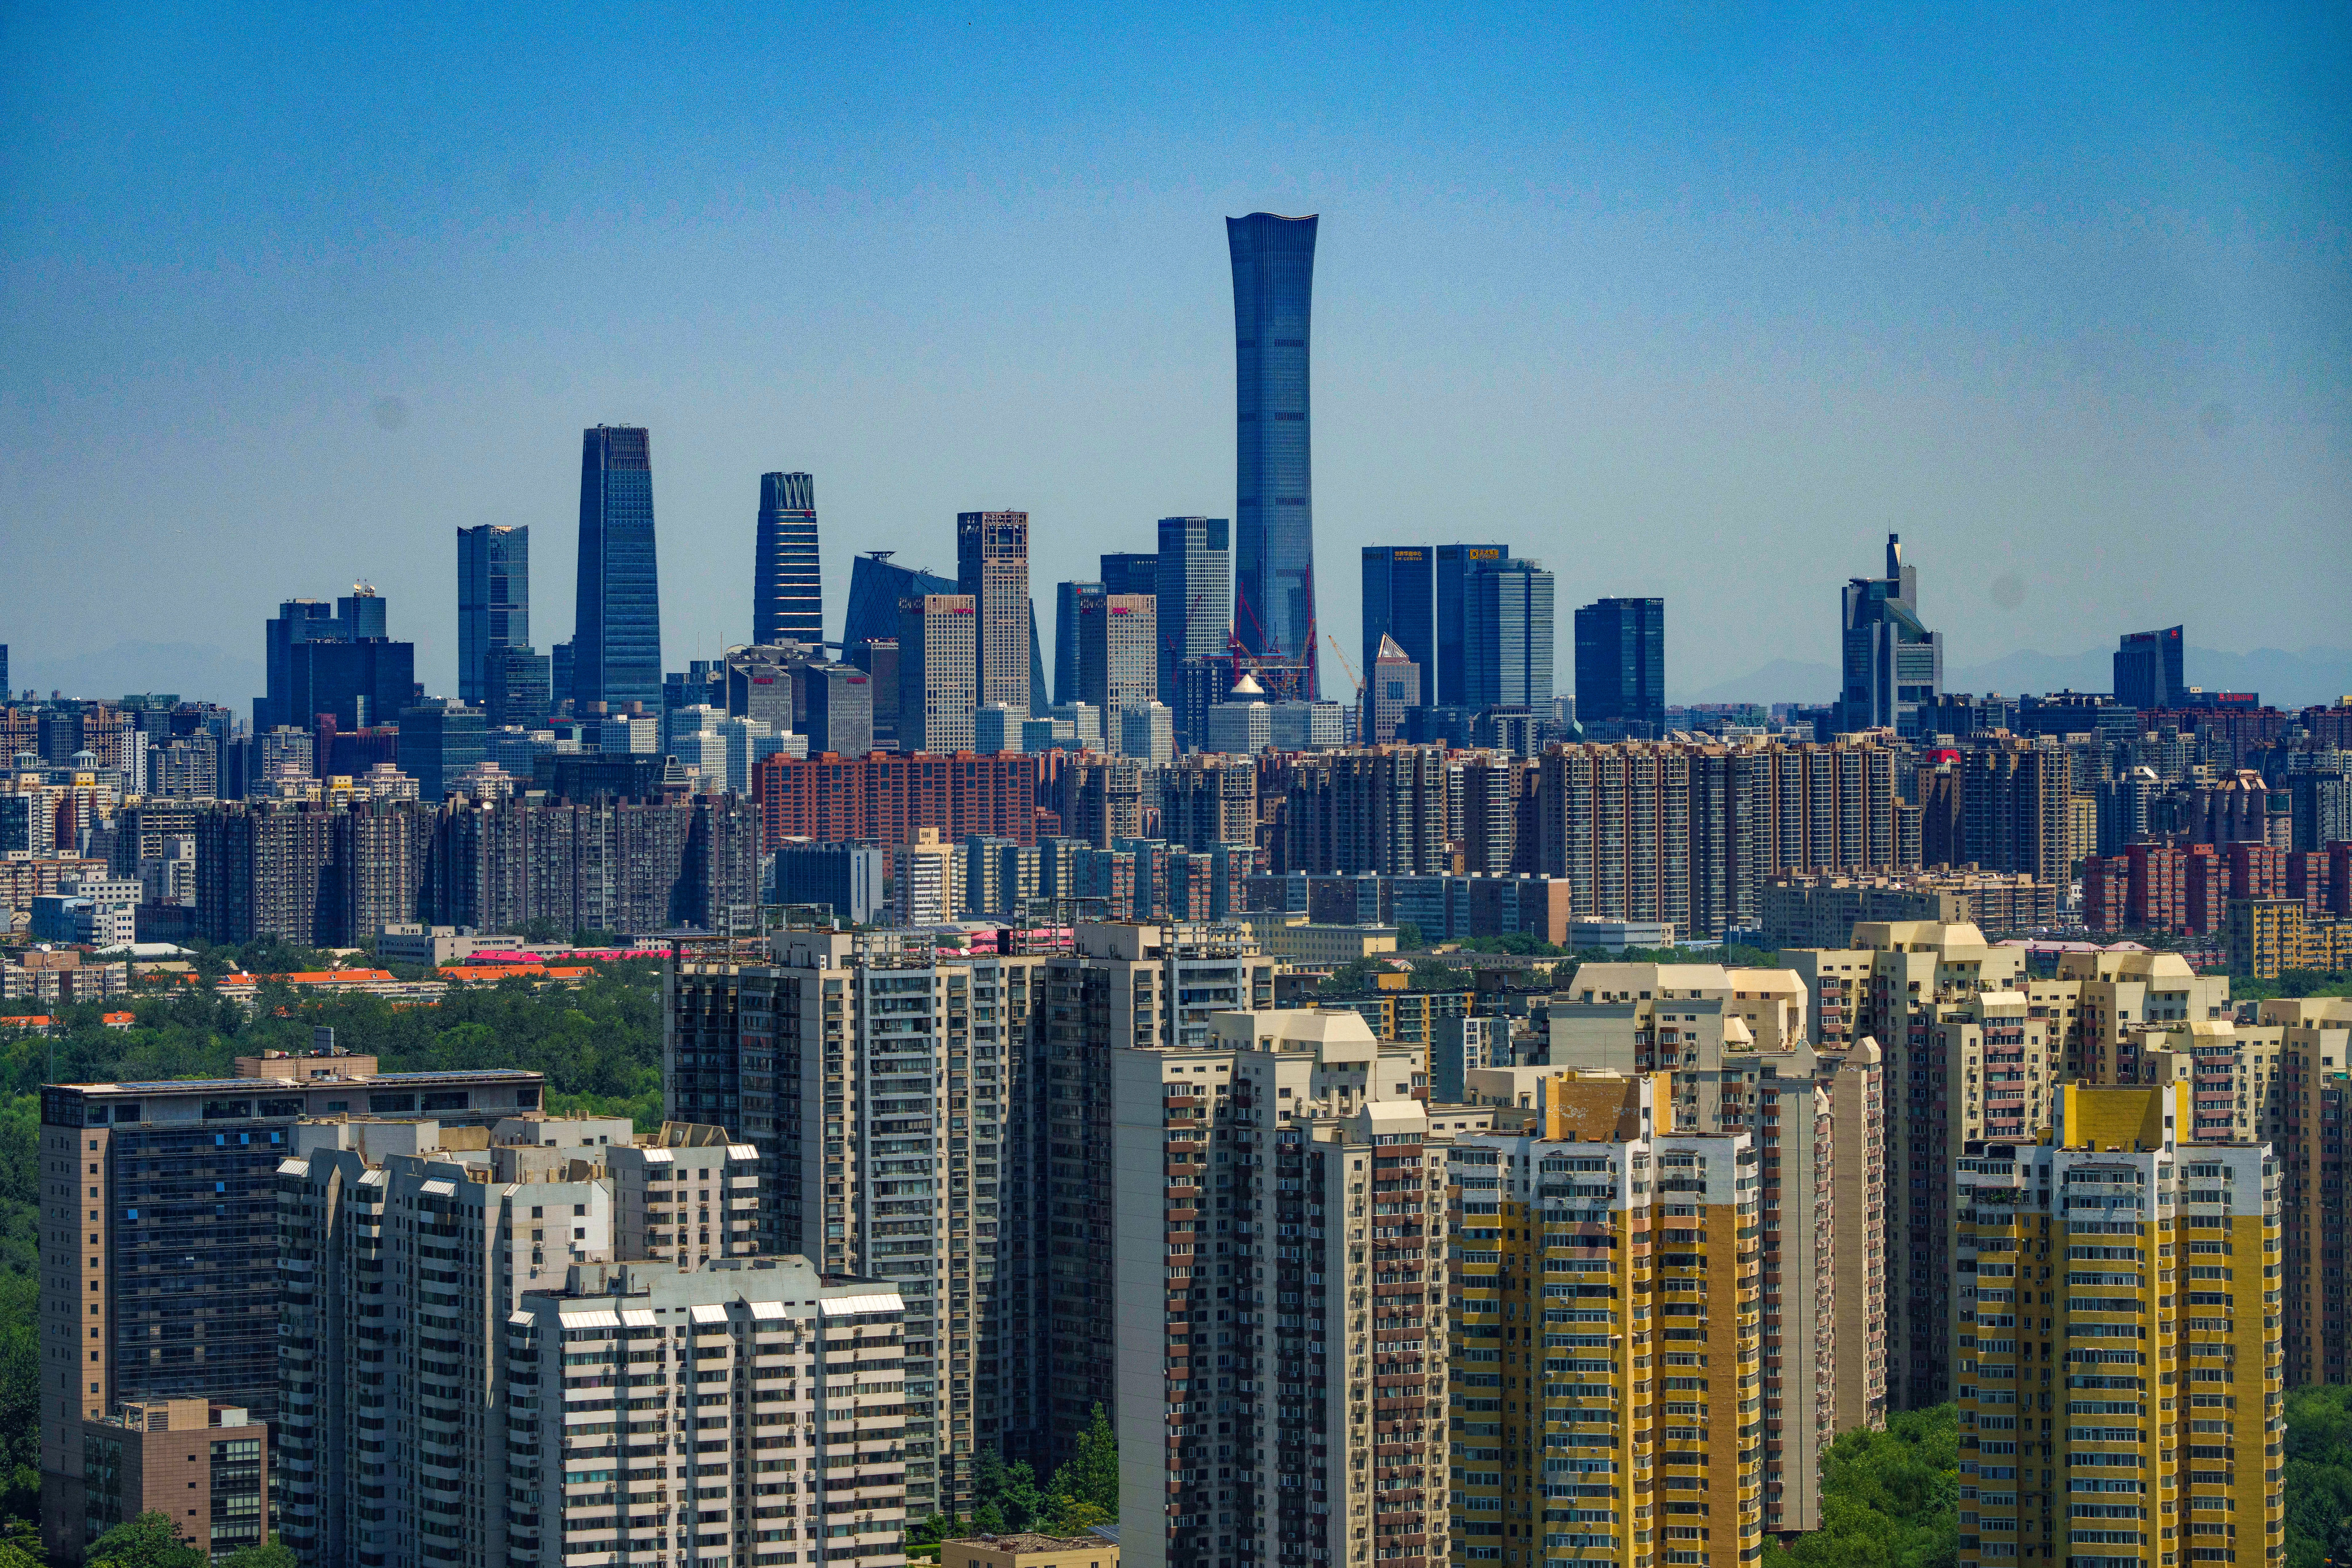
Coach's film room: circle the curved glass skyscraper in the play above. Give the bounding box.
[573,424,662,712]
[1227,211,1319,697]
[753,470,823,646]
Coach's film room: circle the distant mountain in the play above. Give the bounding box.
[10,642,262,713]
[1675,659,1839,706]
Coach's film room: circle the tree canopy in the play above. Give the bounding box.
[1762,1405,1956,1568]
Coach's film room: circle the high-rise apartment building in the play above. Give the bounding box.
[959,511,1033,721]
[2114,625,2186,712]
[508,1260,910,1568]
[1447,1071,1766,1568]
[754,470,824,646]
[1157,517,1234,741]
[273,1114,766,1568]
[1838,534,1941,738]
[1113,1008,1459,1568]
[1540,972,1888,1530]
[1079,594,1157,718]
[1951,1084,2283,1568]
[1360,547,1435,702]
[1158,758,1258,851]
[574,424,663,713]
[1464,558,1555,713]
[36,1056,545,1561]
[899,594,979,755]
[1572,597,1665,735]
[1228,212,1319,698]
[1053,581,1105,709]
[457,524,530,706]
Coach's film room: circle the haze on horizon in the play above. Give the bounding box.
[2,3,2346,711]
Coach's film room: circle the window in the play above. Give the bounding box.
[201,1100,251,1120]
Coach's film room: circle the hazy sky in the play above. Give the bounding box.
[4,2,2346,708]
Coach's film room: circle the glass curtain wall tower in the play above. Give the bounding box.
[753,470,824,646]
[1361,546,1435,699]
[1228,211,1319,697]
[455,524,528,705]
[1154,516,1231,737]
[571,424,662,712]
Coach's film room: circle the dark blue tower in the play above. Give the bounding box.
[573,425,662,712]
[1228,211,1319,698]
[753,471,824,646]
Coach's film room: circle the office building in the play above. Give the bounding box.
[959,511,1034,721]
[1099,553,1158,598]
[1227,212,1320,697]
[1838,533,1941,738]
[1053,581,1105,709]
[1112,1008,1458,1568]
[770,840,888,924]
[1952,1084,2283,1568]
[260,593,416,735]
[481,644,553,729]
[754,470,824,646]
[456,523,530,705]
[396,700,487,802]
[1435,544,1508,707]
[1359,547,1434,704]
[1366,635,1419,744]
[899,594,979,755]
[1079,594,1157,717]
[1446,1072,1764,1568]
[35,1055,545,1560]
[804,661,876,759]
[2114,624,2186,712]
[892,827,962,924]
[1203,693,1270,757]
[1572,597,1664,735]
[1266,700,1345,753]
[1463,557,1555,712]
[1157,517,1234,737]
[1119,701,1175,766]
[64,1400,268,1563]
[573,424,663,713]
[847,553,957,651]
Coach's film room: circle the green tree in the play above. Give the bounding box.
[219,1539,300,1568]
[2285,1384,2352,1568]
[1762,1405,1956,1568]
[83,1511,206,1568]
[1395,922,1425,951]
[1038,1404,1118,1531]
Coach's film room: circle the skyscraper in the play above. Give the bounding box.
[957,509,1032,720]
[899,593,978,754]
[845,551,956,651]
[1099,551,1158,597]
[1434,543,1507,706]
[1573,596,1665,734]
[1228,211,1319,696]
[1079,592,1157,717]
[1360,545,1435,698]
[752,469,824,646]
[1839,532,1941,737]
[1154,516,1232,736]
[2114,623,2185,710]
[455,524,528,704]
[1053,580,1104,706]
[1462,555,1554,710]
[572,424,662,713]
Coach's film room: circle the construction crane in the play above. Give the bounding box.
[1326,632,1367,743]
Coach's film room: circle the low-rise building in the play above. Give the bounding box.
[74,1400,268,1561]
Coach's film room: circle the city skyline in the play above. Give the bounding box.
[4,7,2342,706]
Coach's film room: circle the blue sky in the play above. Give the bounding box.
[3,2,2346,707]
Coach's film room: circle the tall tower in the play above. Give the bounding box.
[572,424,662,713]
[456,524,529,705]
[1153,515,1231,733]
[957,510,1032,720]
[1227,211,1319,697]
[753,470,823,646]
[1838,531,1941,738]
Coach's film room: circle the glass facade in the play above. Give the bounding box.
[1053,579,1104,708]
[1360,544,1435,698]
[572,424,662,712]
[1463,556,1555,710]
[1154,516,1232,736]
[1228,211,1319,694]
[1572,594,1666,730]
[754,469,824,646]
[455,523,528,704]
[1434,543,1507,706]
[844,552,955,651]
